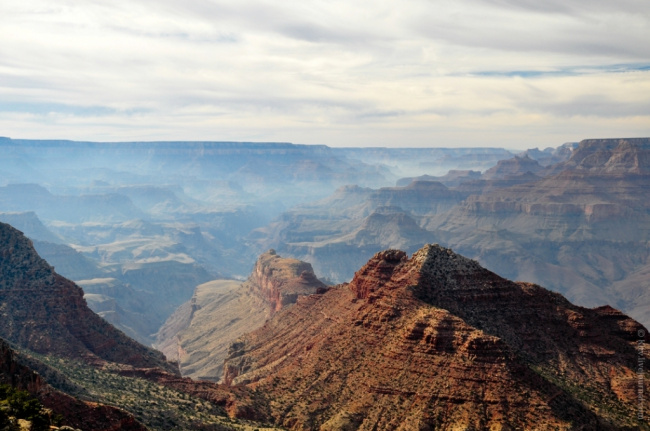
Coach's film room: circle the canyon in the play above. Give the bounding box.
[1,135,649,429]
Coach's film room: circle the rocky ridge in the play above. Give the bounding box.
[545,137,650,175]
[0,222,173,370]
[223,245,649,430]
[480,154,543,180]
[395,170,482,187]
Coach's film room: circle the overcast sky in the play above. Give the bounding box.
[1,0,649,149]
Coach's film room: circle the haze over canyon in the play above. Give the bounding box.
[0,136,649,430]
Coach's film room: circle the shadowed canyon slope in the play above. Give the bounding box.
[0,221,286,429]
[224,245,650,430]
[0,222,172,370]
[156,250,326,382]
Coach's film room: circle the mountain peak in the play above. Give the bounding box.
[223,245,649,429]
[349,244,491,300]
[412,243,484,279]
[348,249,407,299]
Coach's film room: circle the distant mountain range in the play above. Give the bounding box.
[0,137,520,346]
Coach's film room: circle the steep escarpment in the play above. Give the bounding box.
[156,250,326,381]
[0,222,172,370]
[223,245,649,430]
[545,137,650,175]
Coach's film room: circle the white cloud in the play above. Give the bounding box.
[0,0,648,148]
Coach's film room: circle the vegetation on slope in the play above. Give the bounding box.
[0,384,61,431]
[29,354,282,431]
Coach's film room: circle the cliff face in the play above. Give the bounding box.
[223,245,649,430]
[156,250,325,381]
[0,222,172,370]
[366,181,466,216]
[245,249,327,313]
[546,138,650,175]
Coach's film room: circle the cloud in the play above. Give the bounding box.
[0,0,648,148]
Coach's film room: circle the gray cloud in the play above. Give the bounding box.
[0,0,648,147]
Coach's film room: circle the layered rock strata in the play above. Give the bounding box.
[223,245,649,430]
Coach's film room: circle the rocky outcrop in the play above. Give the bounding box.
[223,245,649,430]
[0,222,173,371]
[245,249,327,313]
[156,250,326,381]
[545,137,650,175]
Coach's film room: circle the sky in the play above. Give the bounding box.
[1,0,649,149]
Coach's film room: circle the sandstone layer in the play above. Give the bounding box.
[224,245,650,430]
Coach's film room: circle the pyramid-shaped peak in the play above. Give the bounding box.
[412,243,484,277]
[349,245,492,300]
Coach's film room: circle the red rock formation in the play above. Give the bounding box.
[223,245,650,430]
[246,249,327,313]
